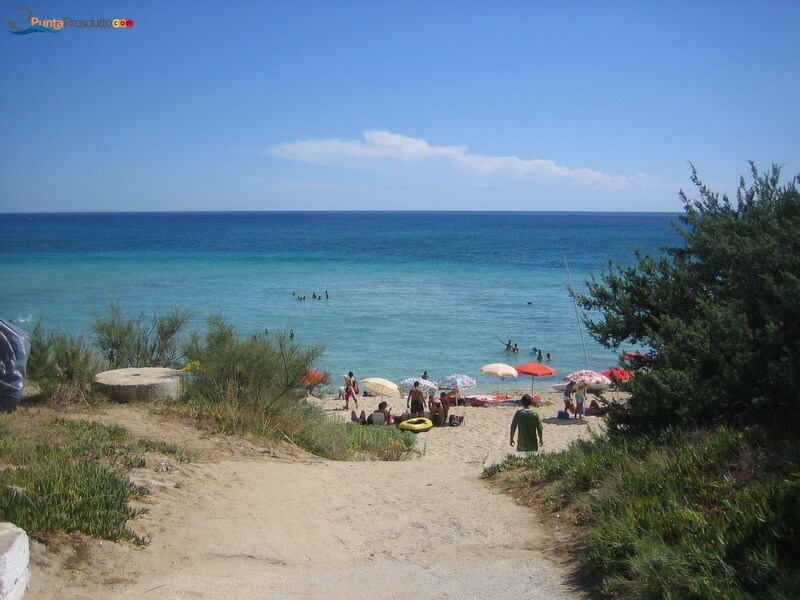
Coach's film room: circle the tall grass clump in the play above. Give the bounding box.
[486,427,800,599]
[0,417,187,544]
[284,402,416,460]
[92,300,190,369]
[26,321,104,403]
[181,316,323,437]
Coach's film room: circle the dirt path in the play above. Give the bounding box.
[24,401,595,599]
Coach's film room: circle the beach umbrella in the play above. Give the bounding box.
[398,377,439,397]
[480,363,518,394]
[514,362,556,395]
[622,351,648,362]
[301,369,326,386]
[436,374,477,392]
[479,363,518,379]
[601,367,633,382]
[361,377,402,398]
[563,369,612,390]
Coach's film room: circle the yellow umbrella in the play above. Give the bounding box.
[361,377,402,398]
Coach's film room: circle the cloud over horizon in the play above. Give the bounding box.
[266,130,655,191]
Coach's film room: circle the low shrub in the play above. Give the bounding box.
[180,316,324,438]
[26,322,103,403]
[485,427,800,599]
[0,417,188,544]
[282,402,415,460]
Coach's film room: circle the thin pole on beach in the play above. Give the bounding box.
[564,256,590,370]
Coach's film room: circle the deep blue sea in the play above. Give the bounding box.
[0,212,681,393]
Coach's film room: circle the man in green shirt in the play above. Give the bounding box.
[509,394,544,452]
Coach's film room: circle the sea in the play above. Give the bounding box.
[0,212,681,393]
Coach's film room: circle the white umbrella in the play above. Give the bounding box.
[563,369,611,390]
[361,377,402,398]
[398,377,439,397]
[480,363,518,393]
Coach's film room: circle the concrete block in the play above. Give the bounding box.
[94,367,184,403]
[0,522,30,600]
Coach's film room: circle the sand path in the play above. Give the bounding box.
[25,391,611,599]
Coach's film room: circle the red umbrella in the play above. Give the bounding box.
[601,367,633,382]
[514,362,556,394]
[622,351,649,364]
[301,370,326,386]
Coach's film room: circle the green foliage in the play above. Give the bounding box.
[486,427,800,599]
[285,402,416,460]
[0,417,188,544]
[578,164,800,436]
[180,316,324,436]
[92,301,191,369]
[26,321,103,402]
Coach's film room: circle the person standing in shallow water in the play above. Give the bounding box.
[509,394,544,452]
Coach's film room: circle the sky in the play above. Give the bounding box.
[1,0,798,212]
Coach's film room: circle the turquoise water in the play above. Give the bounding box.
[0,212,681,392]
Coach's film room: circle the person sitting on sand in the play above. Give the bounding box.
[586,399,608,416]
[368,401,392,424]
[351,401,397,425]
[407,381,427,417]
[509,394,544,452]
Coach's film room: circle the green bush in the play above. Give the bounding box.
[486,427,800,599]
[92,301,190,369]
[180,316,323,436]
[578,164,800,436]
[26,321,103,402]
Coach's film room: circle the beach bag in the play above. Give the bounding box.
[557,410,570,419]
[448,414,464,427]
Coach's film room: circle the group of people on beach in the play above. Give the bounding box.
[562,380,607,418]
[342,373,456,427]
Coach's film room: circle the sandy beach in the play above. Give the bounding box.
[24,387,617,599]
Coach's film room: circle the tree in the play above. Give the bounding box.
[578,163,800,436]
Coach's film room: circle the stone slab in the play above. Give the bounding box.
[93,367,184,403]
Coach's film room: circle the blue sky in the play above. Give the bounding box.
[1,1,798,212]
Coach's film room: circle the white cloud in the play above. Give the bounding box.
[266,130,656,191]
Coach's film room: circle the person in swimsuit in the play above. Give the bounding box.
[343,371,359,410]
[407,381,427,417]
